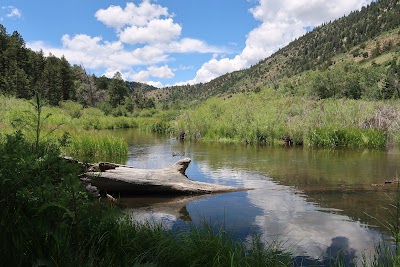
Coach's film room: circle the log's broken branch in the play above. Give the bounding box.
[86,158,251,195]
[173,158,191,175]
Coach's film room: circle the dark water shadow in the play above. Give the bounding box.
[119,195,212,221]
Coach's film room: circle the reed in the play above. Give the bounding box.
[174,89,399,148]
[72,107,139,130]
[75,216,293,267]
[62,131,128,163]
[135,117,173,134]
[307,127,387,148]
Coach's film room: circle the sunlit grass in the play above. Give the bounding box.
[62,131,128,163]
[174,89,400,148]
[2,91,400,151]
[307,127,387,148]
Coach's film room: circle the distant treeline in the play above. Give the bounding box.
[0,25,156,113]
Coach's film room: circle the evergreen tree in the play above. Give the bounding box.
[42,54,62,105]
[74,66,99,107]
[108,72,128,107]
[59,56,74,101]
[13,68,31,99]
[383,58,400,99]
[95,75,110,91]
[27,49,45,92]
[0,25,8,83]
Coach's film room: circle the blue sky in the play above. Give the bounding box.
[1,0,372,87]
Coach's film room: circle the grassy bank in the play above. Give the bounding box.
[2,90,400,152]
[61,131,128,163]
[0,95,174,162]
[0,95,138,131]
[173,88,400,148]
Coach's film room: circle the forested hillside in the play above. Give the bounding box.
[155,0,400,105]
[0,26,156,112]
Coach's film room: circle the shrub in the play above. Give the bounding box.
[308,127,386,148]
[0,131,95,265]
[59,100,83,118]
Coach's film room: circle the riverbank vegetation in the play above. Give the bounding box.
[4,95,286,266]
[2,88,400,151]
[174,88,399,148]
[1,3,399,150]
[0,94,131,162]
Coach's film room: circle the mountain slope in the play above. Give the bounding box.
[153,0,400,103]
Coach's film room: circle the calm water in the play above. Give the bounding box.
[106,129,400,264]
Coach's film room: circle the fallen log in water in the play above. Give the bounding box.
[86,158,251,195]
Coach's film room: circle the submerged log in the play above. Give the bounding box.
[86,158,251,195]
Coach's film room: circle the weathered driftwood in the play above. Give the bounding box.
[86,158,250,195]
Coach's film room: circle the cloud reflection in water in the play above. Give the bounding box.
[197,165,382,262]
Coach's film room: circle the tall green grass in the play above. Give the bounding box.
[0,95,180,163]
[307,127,387,148]
[0,95,140,131]
[2,90,399,150]
[174,89,400,148]
[62,131,128,163]
[0,95,178,135]
[0,95,130,163]
[85,219,293,267]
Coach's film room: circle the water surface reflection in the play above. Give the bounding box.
[106,129,399,264]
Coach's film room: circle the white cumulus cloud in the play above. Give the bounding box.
[165,38,226,54]
[124,65,175,81]
[28,34,167,70]
[119,18,182,44]
[148,65,175,79]
[95,1,169,29]
[96,1,182,45]
[1,6,22,19]
[103,65,175,86]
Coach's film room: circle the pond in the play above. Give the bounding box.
[106,129,400,265]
